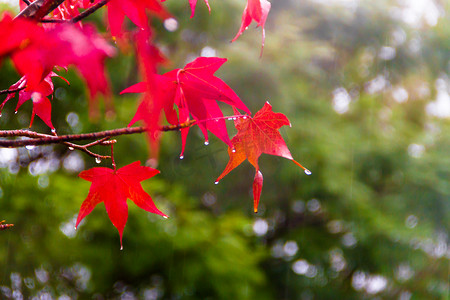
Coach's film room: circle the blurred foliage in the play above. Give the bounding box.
[1,0,449,299]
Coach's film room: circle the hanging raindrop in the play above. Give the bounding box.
[163,216,168,219]
[68,147,74,151]
[204,141,209,146]
[214,181,219,185]
[14,111,18,114]
[25,145,35,150]
[95,157,101,164]
[179,155,184,160]
[231,148,236,153]
[51,128,56,133]
[227,117,233,120]
[120,245,123,250]
[304,169,312,175]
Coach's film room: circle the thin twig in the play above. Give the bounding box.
[21,0,31,5]
[0,87,25,95]
[0,121,196,148]
[71,0,110,23]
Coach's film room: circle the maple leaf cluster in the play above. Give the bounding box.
[0,0,310,248]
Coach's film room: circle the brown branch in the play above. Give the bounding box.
[40,0,110,23]
[0,121,196,148]
[15,0,67,20]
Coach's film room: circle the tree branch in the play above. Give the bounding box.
[15,0,67,20]
[40,0,111,23]
[0,121,196,148]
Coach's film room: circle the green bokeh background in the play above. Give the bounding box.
[0,0,449,299]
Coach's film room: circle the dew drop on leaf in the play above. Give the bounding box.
[304,169,312,175]
[95,157,102,164]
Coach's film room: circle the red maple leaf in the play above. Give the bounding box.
[76,161,167,249]
[215,102,311,212]
[0,15,115,117]
[232,0,271,55]
[0,72,69,129]
[188,0,211,18]
[106,0,171,39]
[122,57,251,158]
[50,24,116,116]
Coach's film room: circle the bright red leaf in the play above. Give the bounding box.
[215,102,310,212]
[106,0,171,40]
[0,72,69,129]
[76,161,167,249]
[188,0,211,18]
[122,57,251,158]
[0,13,115,117]
[232,0,271,54]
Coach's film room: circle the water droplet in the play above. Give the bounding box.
[179,155,184,160]
[0,113,2,117]
[204,141,209,146]
[231,148,236,153]
[232,117,237,120]
[68,147,74,151]
[25,145,35,150]
[74,226,77,230]
[163,216,168,219]
[243,116,247,119]
[51,128,56,133]
[95,157,101,164]
[14,111,18,114]
[120,245,123,250]
[227,117,233,120]
[214,181,219,185]
[304,169,312,175]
